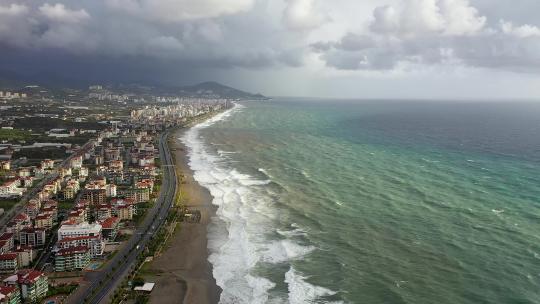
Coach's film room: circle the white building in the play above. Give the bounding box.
[79,166,89,178]
[57,222,102,241]
[0,180,23,198]
[70,155,83,169]
[106,184,117,197]
[57,235,104,258]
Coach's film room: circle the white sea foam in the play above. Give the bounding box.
[285,267,343,304]
[181,104,340,303]
[276,225,308,238]
[492,209,505,215]
[217,149,238,156]
[258,168,273,179]
[301,170,312,179]
[262,240,315,263]
[231,169,272,186]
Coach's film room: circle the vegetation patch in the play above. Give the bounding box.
[0,128,33,141]
[58,200,75,211]
[46,283,78,297]
[0,199,19,213]
[13,147,69,160]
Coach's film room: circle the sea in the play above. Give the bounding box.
[180,98,540,304]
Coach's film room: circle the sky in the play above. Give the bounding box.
[1,0,540,99]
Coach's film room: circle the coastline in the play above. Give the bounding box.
[143,126,221,304]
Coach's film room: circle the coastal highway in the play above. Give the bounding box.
[67,131,177,304]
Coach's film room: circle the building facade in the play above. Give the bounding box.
[55,246,90,272]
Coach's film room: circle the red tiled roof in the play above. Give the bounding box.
[100,217,119,229]
[0,233,13,241]
[13,213,30,222]
[1,180,17,186]
[17,270,44,284]
[69,210,83,216]
[36,214,52,220]
[0,285,17,295]
[61,219,78,226]
[0,253,17,260]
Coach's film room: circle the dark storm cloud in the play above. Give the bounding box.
[1,0,540,90]
[0,0,313,84]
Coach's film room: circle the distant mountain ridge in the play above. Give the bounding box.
[0,70,268,100]
[176,81,268,100]
[114,81,268,100]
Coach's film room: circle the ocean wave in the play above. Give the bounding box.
[231,169,272,186]
[258,168,274,180]
[218,149,238,156]
[262,240,315,263]
[492,209,505,215]
[182,104,340,303]
[285,267,343,304]
[276,224,308,238]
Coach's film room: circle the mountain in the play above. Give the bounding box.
[113,81,268,100]
[0,70,269,100]
[175,81,268,100]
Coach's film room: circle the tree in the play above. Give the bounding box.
[132,276,145,287]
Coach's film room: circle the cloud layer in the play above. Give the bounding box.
[312,0,540,72]
[0,0,540,97]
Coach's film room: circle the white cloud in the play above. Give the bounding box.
[500,20,540,38]
[439,0,486,35]
[370,5,400,35]
[106,0,254,22]
[313,0,540,72]
[282,0,326,31]
[370,0,486,37]
[0,3,28,16]
[39,3,90,23]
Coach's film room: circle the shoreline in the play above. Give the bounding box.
[143,126,221,304]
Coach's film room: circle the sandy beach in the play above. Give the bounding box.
[145,127,221,304]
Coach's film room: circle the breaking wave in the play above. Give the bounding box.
[181,104,340,303]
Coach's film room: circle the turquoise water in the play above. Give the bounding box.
[183,99,540,304]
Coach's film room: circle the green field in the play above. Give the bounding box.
[13,147,69,161]
[0,199,20,213]
[13,117,106,132]
[0,129,32,141]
